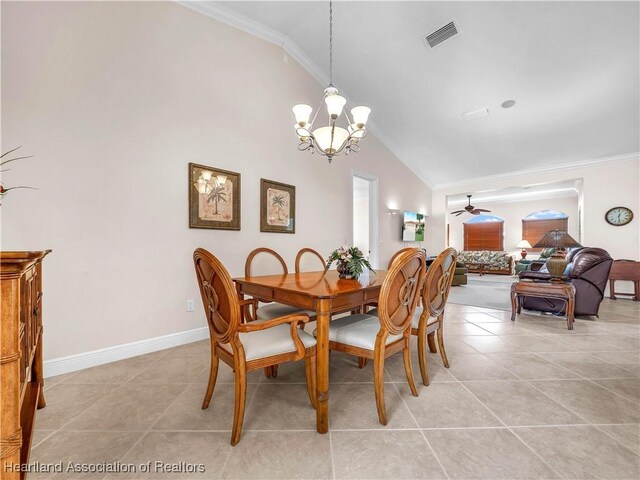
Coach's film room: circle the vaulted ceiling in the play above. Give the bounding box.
[192,1,639,186]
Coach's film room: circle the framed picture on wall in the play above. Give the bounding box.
[189,163,241,230]
[260,178,295,233]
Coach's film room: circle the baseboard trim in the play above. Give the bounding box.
[43,327,209,378]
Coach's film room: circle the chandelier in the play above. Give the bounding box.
[292,1,371,163]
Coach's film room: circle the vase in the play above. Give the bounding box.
[337,262,352,279]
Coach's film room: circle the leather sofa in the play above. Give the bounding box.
[427,257,468,285]
[518,247,613,317]
[457,250,514,275]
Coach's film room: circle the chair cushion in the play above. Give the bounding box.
[323,314,403,351]
[219,324,316,361]
[256,302,315,321]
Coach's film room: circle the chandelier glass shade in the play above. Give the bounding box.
[292,2,371,163]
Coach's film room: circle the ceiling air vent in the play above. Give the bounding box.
[424,21,459,48]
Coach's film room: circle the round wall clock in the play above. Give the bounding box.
[605,207,633,226]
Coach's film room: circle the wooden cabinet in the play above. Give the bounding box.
[1,250,51,480]
[609,259,640,301]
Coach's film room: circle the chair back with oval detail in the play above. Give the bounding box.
[194,248,241,345]
[378,249,427,335]
[387,247,418,269]
[245,247,288,277]
[295,248,326,273]
[423,247,457,318]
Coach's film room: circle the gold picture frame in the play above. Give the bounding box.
[260,178,295,234]
[189,163,241,230]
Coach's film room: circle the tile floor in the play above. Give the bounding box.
[31,298,639,479]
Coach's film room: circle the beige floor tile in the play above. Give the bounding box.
[129,355,208,384]
[165,340,210,357]
[31,430,56,449]
[400,382,501,428]
[332,430,446,479]
[153,383,257,431]
[30,430,143,479]
[65,383,184,431]
[35,383,114,430]
[510,322,573,335]
[385,353,456,383]
[242,384,317,431]
[464,380,585,426]
[424,427,559,479]
[529,380,640,424]
[509,335,579,353]
[424,336,481,354]
[597,334,640,351]
[460,336,527,353]
[460,312,510,323]
[446,354,518,381]
[476,322,538,336]
[542,352,637,379]
[327,382,418,429]
[45,371,79,388]
[597,323,640,335]
[109,431,230,479]
[546,334,633,352]
[196,361,264,384]
[66,353,165,385]
[443,323,494,336]
[596,424,640,455]
[514,425,640,479]
[589,351,640,376]
[485,353,579,380]
[255,358,314,383]
[592,378,640,403]
[220,431,332,479]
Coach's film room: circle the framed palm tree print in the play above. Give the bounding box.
[189,163,240,230]
[260,178,295,233]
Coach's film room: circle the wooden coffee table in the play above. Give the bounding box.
[511,280,576,330]
[466,262,489,276]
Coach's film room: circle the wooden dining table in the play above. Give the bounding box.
[234,269,387,433]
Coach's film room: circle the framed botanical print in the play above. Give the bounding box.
[260,178,295,233]
[189,163,240,230]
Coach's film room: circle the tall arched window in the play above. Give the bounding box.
[522,210,568,248]
[464,214,504,251]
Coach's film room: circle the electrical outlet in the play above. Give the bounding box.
[186,299,195,312]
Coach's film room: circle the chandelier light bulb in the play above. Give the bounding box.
[292,104,312,126]
[351,106,371,128]
[313,126,349,154]
[325,94,346,118]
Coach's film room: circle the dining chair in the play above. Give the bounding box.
[295,247,326,273]
[245,247,315,321]
[322,249,426,425]
[194,248,317,445]
[371,248,457,385]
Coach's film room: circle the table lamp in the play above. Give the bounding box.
[516,240,532,260]
[533,230,582,282]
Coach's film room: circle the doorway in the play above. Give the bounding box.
[352,171,379,269]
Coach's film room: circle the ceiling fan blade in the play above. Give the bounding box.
[450,210,465,215]
[454,212,465,216]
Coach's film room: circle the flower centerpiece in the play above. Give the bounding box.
[326,246,374,279]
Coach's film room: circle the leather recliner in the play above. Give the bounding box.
[518,247,613,317]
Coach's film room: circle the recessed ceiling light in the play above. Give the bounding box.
[461,106,489,122]
[501,99,516,109]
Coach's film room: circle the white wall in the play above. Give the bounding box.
[430,158,640,294]
[447,195,579,258]
[1,1,431,360]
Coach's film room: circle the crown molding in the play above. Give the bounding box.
[433,152,640,190]
[176,1,433,188]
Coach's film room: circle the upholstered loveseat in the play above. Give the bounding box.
[457,250,514,275]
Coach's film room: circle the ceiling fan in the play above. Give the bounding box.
[450,195,492,216]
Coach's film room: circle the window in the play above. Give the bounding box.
[522,210,568,248]
[463,215,504,251]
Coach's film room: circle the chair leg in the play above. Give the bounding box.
[358,357,368,368]
[417,324,430,386]
[271,365,279,378]
[264,366,272,378]
[373,339,388,426]
[231,361,248,446]
[437,326,450,368]
[427,332,437,353]
[304,354,317,409]
[402,341,418,397]
[202,350,219,409]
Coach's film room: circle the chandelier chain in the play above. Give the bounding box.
[329,0,333,86]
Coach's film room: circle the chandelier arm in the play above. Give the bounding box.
[309,92,326,128]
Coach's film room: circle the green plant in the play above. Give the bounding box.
[1,147,35,205]
[326,246,374,279]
